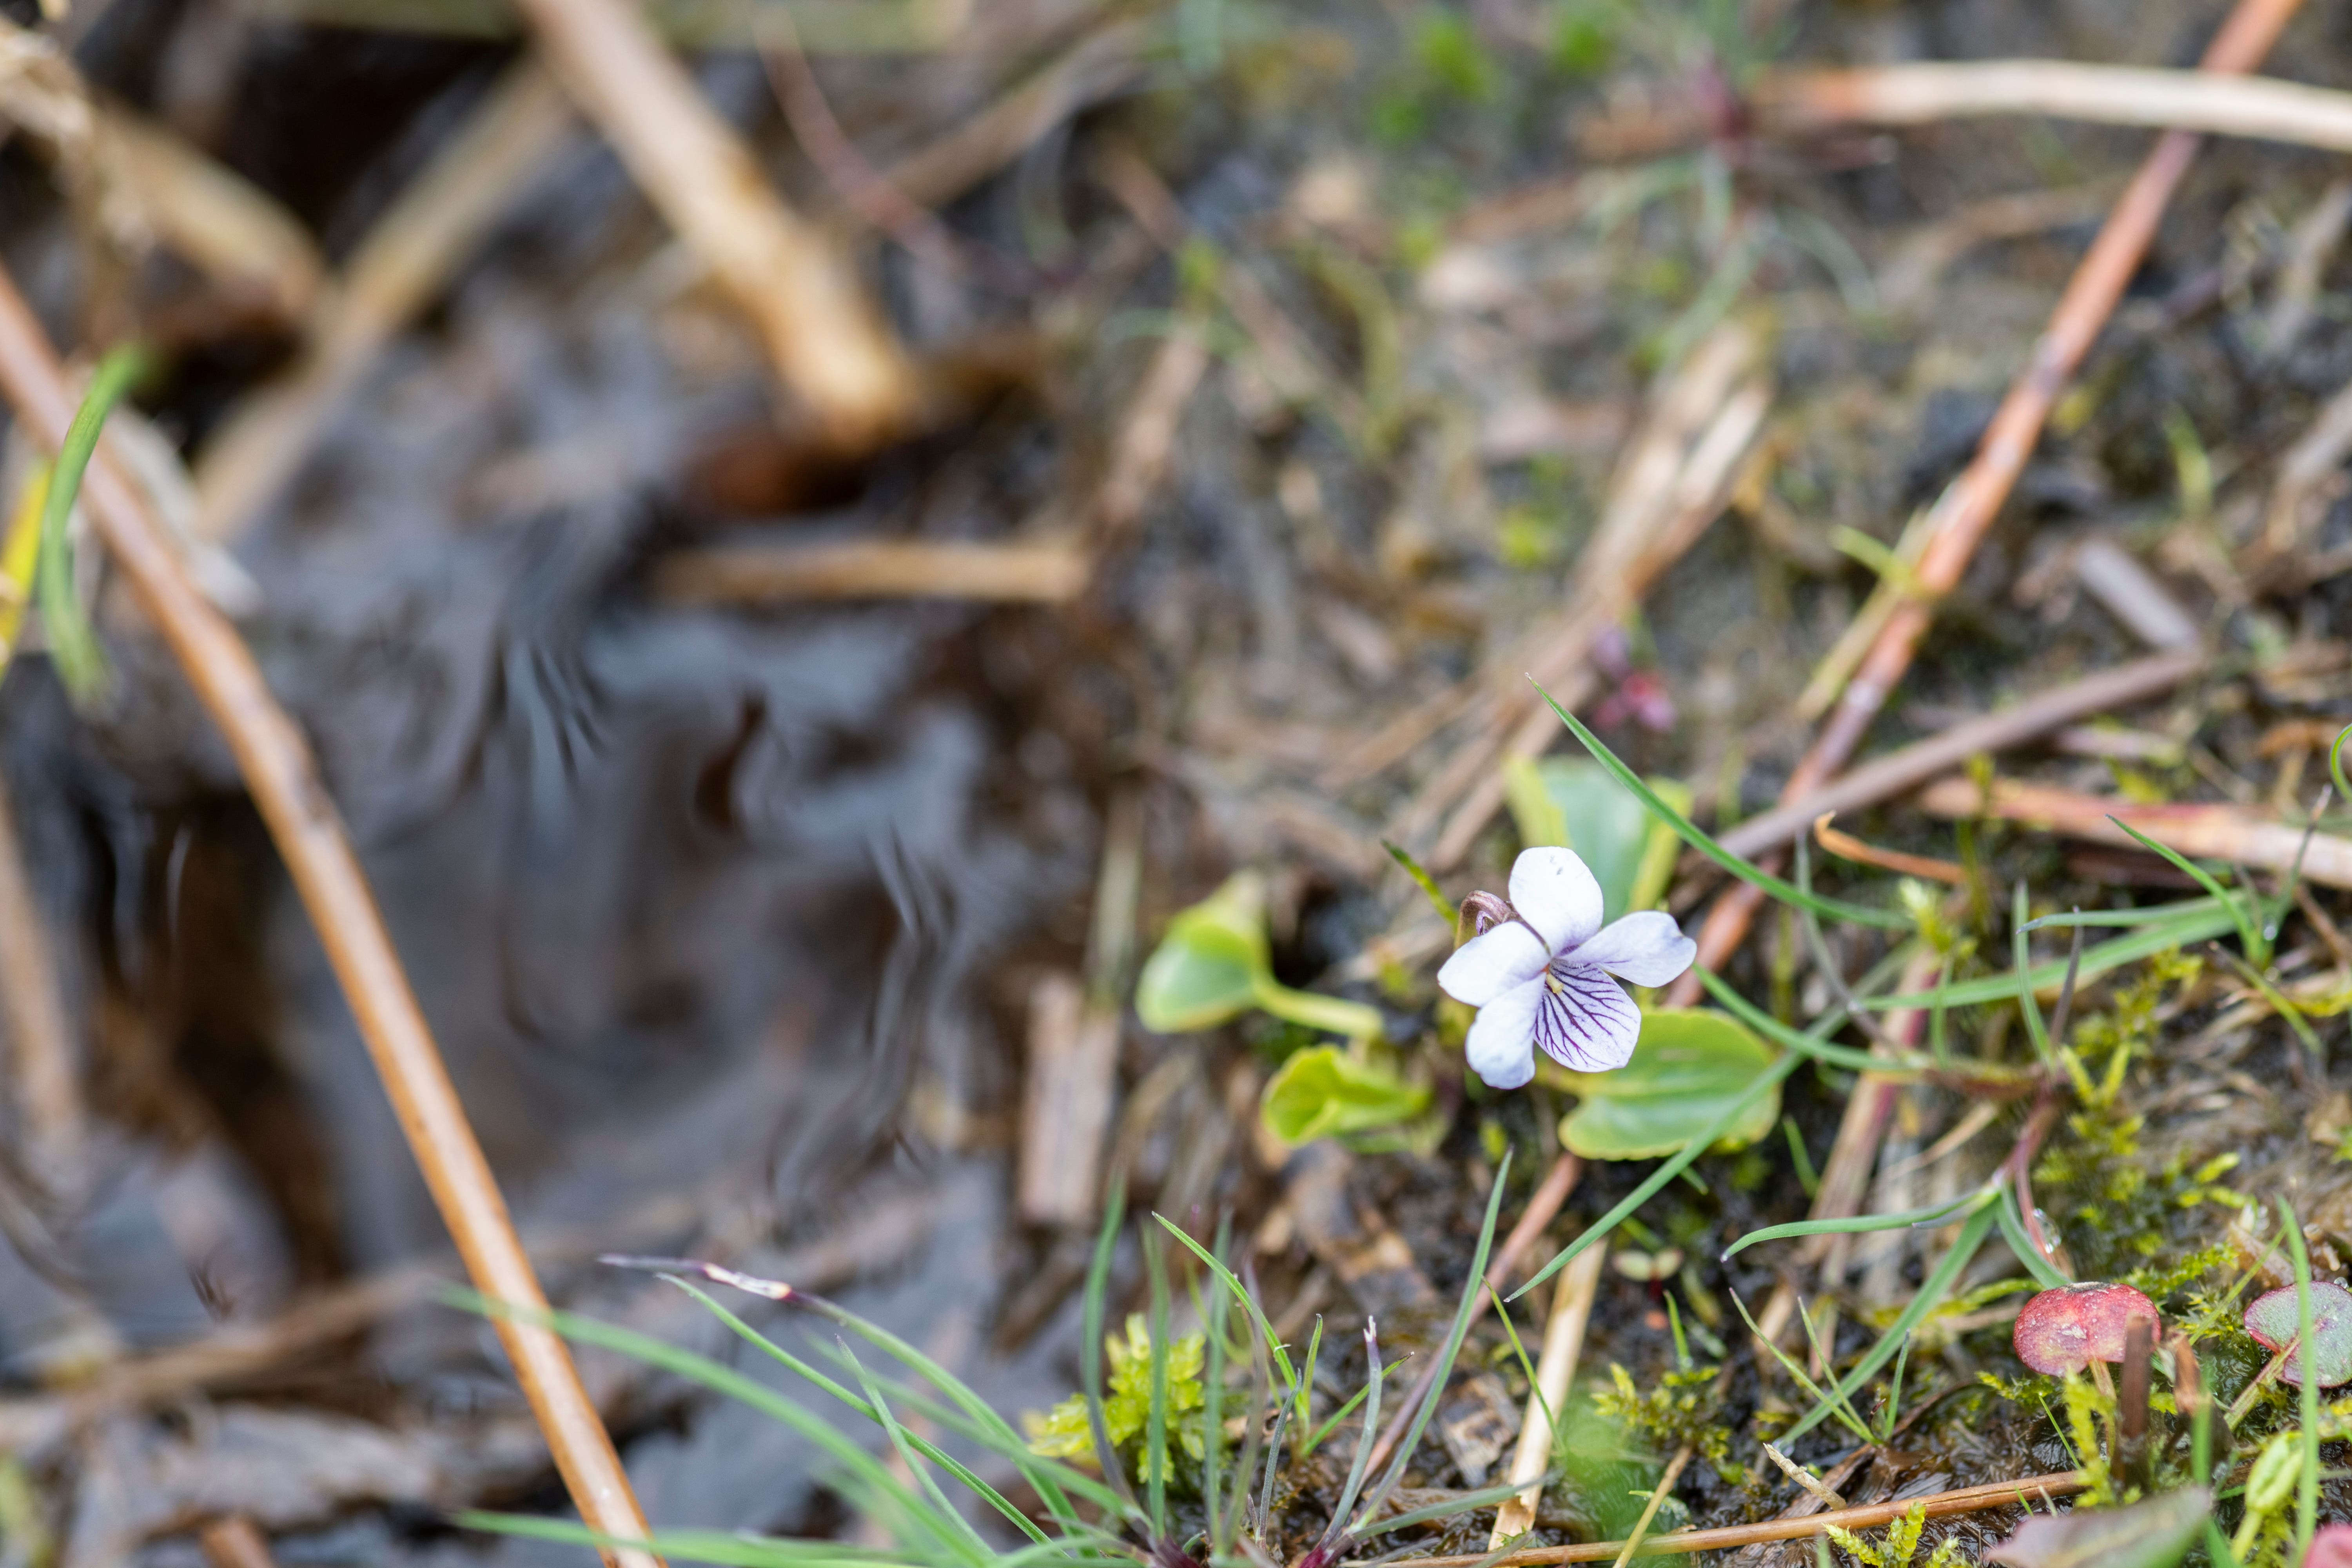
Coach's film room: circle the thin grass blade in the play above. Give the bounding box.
[1537,687,1906,930]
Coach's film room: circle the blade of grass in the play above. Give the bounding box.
[1296,1315,1327,1451]
[670,1278,1083,1536]
[1729,1288,1873,1446]
[1537,687,1907,930]
[1322,1321,1387,1549]
[1779,1199,1998,1444]
[1158,1217,1298,1390]
[2207,941,2325,1064]
[1722,1192,1987,1259]
[2105,815,2267,966]
[1694,964,2031,1085]
[34,343,145,702]
[1992,1182,2073,1291]
[1302,1354,1409,1457]
[1385,840,1457,924]
[2332,724,2351,807]
[1203,1217,1232,1554]
[1855,904,2243,1009]
[2287,1199,2320,1560]
[1145,1229,1172,1535]
[456,1290,980,1561]
[2020,898,2229,929]
[603,1257,1095,1526]
[839,1344,993,1566]
[1085,1180,1141,1512]
[2013,884,2054,1068]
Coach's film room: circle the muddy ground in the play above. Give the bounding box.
[5,0,2352,1563]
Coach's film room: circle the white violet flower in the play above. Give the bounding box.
[1437,847,1698,1090]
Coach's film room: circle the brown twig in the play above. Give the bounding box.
[1488,1242,1606,1546]
[652,538,1089,604]
[1667,0,2305,1002]
[1813,812,1968,885]
[512,0,916,448]
[0,265,657,1568]
[1755,61,2352,151]
[1356,1471,2088,1567]
[1913,774,2352,889]
[1710,651,2203,865]
[1362,1152,1583,1479]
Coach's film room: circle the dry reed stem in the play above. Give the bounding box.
[654,538,1089,603]
[1915,774,2352,888]
[513,0,915,448]
[1757,61,2352,152]
[1813,812,1967,884]
[1363,1152,1582,1478]
[1710,649,2203,863]
[0,769,82,1183]
[193,58,575,543]
[1666,0,2304,1004]
[1384,1472,2088,1567]
[0,266,658,1568]
[1487,1243,1606,1546]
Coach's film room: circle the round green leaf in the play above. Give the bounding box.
[2244,1279,2352,1387]
[1260,1046,1431,1146]
[1553,1008,1779,1160]
[1134,873,1273,1034]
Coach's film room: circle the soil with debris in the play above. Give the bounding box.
[5,0,2352,1563]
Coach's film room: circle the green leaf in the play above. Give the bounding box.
[1136,873,1270,1033]
[1984,1486,2212,1568]
[2243,1279,2352,1389]
[1503,757,1688,923]
[1135,871,1381,1039]
[1261,1046,1430,1145]
[36,344,147,705]
[1550,1008,1779,1160]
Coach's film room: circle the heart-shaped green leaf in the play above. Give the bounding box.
[1549,1008,1779,1160]
[2244,1280,2352,1387]
[1135,871,1383,1040]
[1503,757,1687,924]
[1260,1046,1431,1146]
[1985,1487,2210,1568]
[1136,873,1274,1033]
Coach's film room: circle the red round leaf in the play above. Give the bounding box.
[2013,1283,2161,1375]
[2243,1280,2352,1388]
